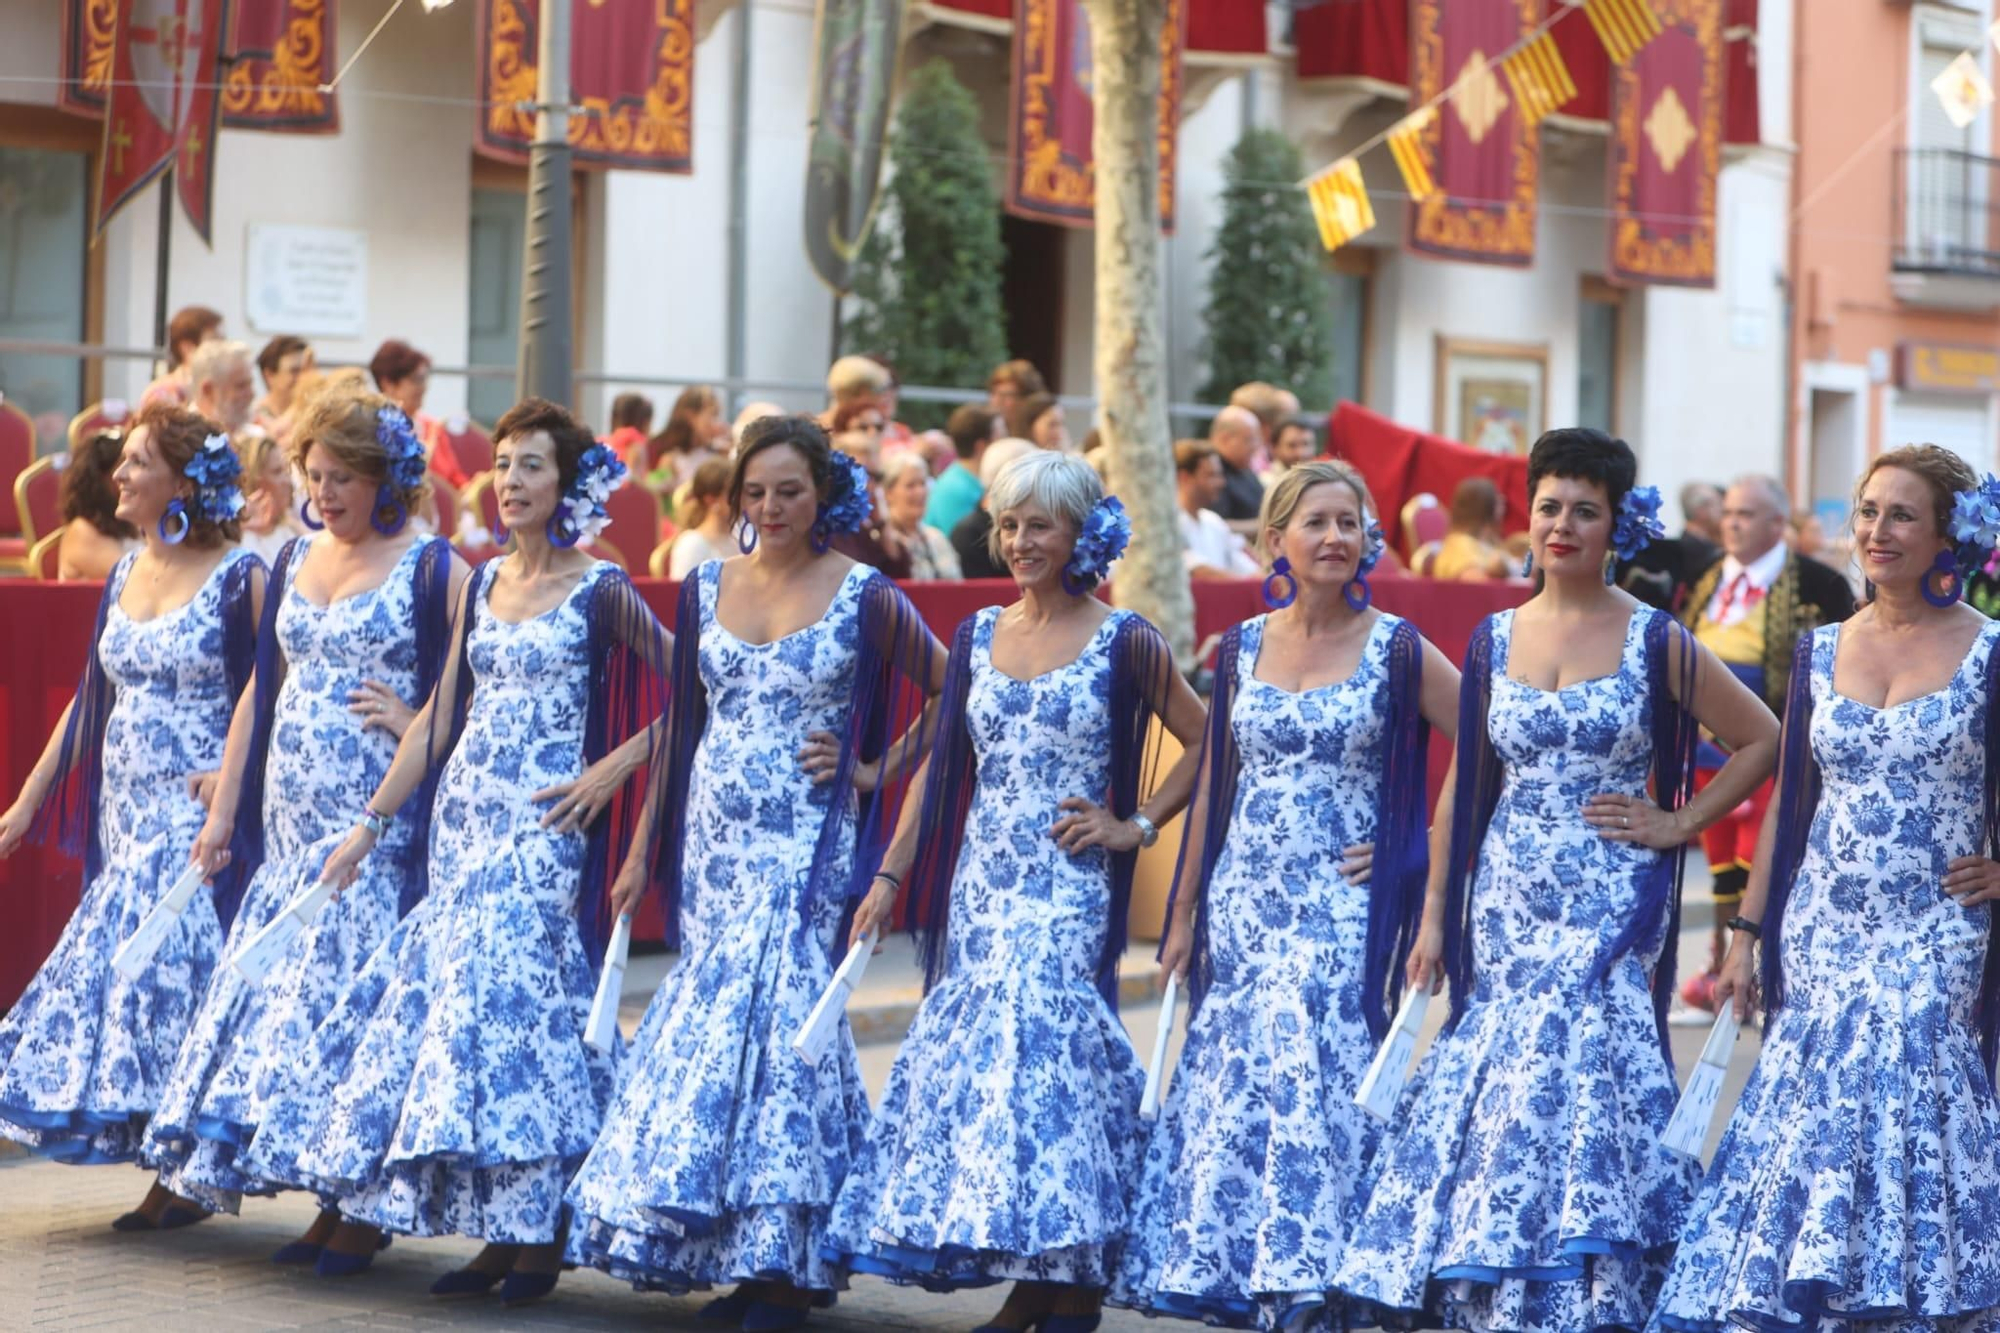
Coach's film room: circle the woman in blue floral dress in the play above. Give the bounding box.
[1112,461,1462,1332]
[1334,429,1779,1333]
[566,416,943,1329]
[826,451,1208,1333]
[240,397,669,1302]
[142,386,466,1263]
[1654,445,2000,1333]
[0,403,260,1229]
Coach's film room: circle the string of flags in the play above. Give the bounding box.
[1304,0,1665,252]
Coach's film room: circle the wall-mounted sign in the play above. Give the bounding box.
[1897,340,2000,395]
[244,224,368,339]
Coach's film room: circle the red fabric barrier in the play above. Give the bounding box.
[1327,401,1531,558]
[0,574,1522,1006]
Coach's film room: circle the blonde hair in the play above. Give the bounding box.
[1258,459,1375,561]
[826,355,892,407]
[233,428,285,490]
[289,381,430,516]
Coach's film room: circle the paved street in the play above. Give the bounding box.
[0,891,1758,1331]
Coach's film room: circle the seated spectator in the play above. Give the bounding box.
[140,305,223,409]
[56,428,140,580]
[233,427,305,565]
[1009,393,1070,453]
[253,335,313,439]
[987,358,1047,419]
[881,452,960,581]
[368,339,466,486]
[825,355,892,429]
[951,437,1037,579]
[1207,405,1267,531]
[604,392,655,468]
[1433,476,1516,581]
[1176,439,1260,579]
[1263,417,1319,481]
[667,458,736,578]
[830,398,888,471]
[189,340,257,434]
[645,385,729,496]
[732,400,784,448]
[1230,381,1301,446]
[927,403,995,535]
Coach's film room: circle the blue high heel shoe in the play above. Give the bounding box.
[429,1266,507,1298]
[498,1270,560,1306]
[270,1240,323,1266]
[313,1232,392,1278]
[697,1288,758,1323]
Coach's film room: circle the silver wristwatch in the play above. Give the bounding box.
[359,807,391,838]
[1129,812,1159,848]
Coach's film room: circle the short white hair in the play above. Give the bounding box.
[880,450,931,488]
[1727,473,1789,517]
[985,450,1102,566]
[978,436,1037,489]
[188,339,250,387]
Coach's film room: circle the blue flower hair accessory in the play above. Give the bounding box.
[183,432,246,524]
[1061,495,1132,595]
[1358,517,1386,576]
[375,405,428,494]
[817,452,874,540]
[1950,473,2000,555]
[550,442,629,547]
[1611,485,1666,563]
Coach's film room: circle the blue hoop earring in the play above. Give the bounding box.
[1922,550,1962,607]
[1342,574,1371,613]
[371,484,407,537]
[810,514,833,555]
[547,514,582,549]
[159,499,190,545]
[1060,565,1094,597]
[1262,556,1298,610]
[298,497,325,531]
[736,518,757,555]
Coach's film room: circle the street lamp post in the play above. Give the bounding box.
[518,0,573,406]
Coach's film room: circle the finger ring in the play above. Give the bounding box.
[1623,816,1630,827]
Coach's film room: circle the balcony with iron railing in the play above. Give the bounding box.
[1893,147,2000,309]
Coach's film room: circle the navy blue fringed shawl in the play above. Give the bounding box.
[1159,616,1432,1040]
[29,550,262,930]
[236,536,456,921]
[910,610,1172,1011]
[1760,628,2000,1071]
[1439,608,1701,1058]
[422,559,670,967]
[643,567,938,950]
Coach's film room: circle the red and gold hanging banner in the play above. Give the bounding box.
[57,0,118,118]
[1407,0,1539,267]
[95,0,226,241]
[220,0,338,132]
[1004,0,1184,232]
[476,0,694,172]
[1608,0,1722,286]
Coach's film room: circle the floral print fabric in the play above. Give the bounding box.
[1113,612,1402,1331]
[1336,606,1698,1333]
[824,606,1145,1290]
[566,559,877,1293]
[1653,620,2000,1333]
[0,549,258,1164]
[240,560,623,1244]
[145,535,439,1211]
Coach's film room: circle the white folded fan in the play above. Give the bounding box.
[585,913,634,1053]
[1140,971,1181,1119]
[229,877,336,986]
[1354,984,1431,1120]
[111,859,209,981]
[793,933,874,1063]
[1662,1006,1739,1159]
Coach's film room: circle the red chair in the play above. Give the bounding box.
[1400,493,1449,553]
[453,471,506,563]
[67,398,133,450]
[429,480,461,542]
[0,399,34,571]
[14,455,65,555]
[439,416,494,479]
[597,482,663,571]
[29,526,65,580]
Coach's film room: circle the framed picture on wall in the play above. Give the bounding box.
[1435,337,1548,455]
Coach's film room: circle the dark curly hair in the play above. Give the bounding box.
[493,396,597,496]
[728,414,835,520]
[137,402,241,547]
[61,430,139,540]
[1526,427,1637,513]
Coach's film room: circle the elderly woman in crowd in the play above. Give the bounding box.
[827,451,1207,1333]
[56,427,142,580]
[880,451,960,581]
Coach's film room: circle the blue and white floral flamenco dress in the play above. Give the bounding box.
[0,547,260,1164]
[241,558,663,1245]
[1113,611,1432,1332]
[824,606,1173,1291]
[1652,619,2000,1333]
[144,534,452,1212]
[1336,605,1703,1333]
[566,558,935,1295]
